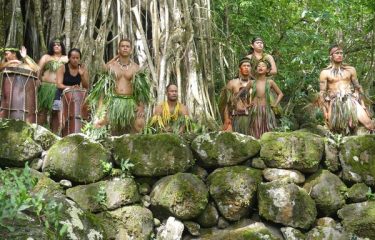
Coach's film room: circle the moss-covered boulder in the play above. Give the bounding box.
[97,205,153,240]
[199,222,281,240]
[324,141,340,172]
[280,227,305,240]
[191,131,260,167]
[260,131,324,173]
[0,119,43,167]
[339,135,375,186]
[347,183,369,203]
[263,168,305,184]
[31,124,60,150]
[0,196,106,240]
[66,177,140,212]
[303,170,347,216]
[258,180,317,229]
[337,201,375,239]
[112,133,194,177]
[150,173,208,220]
[207,166,262,221]
[196,202,219,228]
[42,134,110,184]
[305,226,354,240]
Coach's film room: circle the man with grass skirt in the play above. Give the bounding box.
[219,57,253,134]
[319,45,374,134]
[147,83,190,134]
[38,38,68,131]
[92,38,151,135]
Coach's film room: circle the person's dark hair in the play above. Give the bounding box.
[328,44,342,55]
[68,48,81,58]
[248,36,264,54]
[7,46,22,60]
[238,57,251,67]
[166,83,178,91]
[119,38,132,47]
[257,59,271,69]
[47,38,66,56]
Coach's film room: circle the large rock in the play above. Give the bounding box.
[339,135,375,186]
[42,134,110,184]
[207,166,262,221]
[199,222,281,240]
[150,173,208,220]
[66,177,140,212]
[31,124,60,150]
[98,205,153,240]
[0,119,43,167]
[156,217,184,240]
[263,168,305,184]
[347,183,369,203]
[338,201,375,239]
[303,170,347,216]
[0,196,106,240]
[112,133,194,177]
[191,131,260,167]
[260,131,324,173]
[196,202,219,228]
[258,180,317,229]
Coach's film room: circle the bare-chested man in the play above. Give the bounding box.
[248,60,283,139]
[38,38,68,127]
[246,37,277,77]
[149,83,189,133]
[319,45,374,134]
[94,38,150,135]
[222,57,253,134]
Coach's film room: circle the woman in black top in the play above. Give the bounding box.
[52,48,89,133]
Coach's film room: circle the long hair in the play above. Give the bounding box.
[47,38,66,56]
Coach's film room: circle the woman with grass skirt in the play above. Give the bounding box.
[91,38,151,135]
[37,38,68,130]
[248,60,283,139]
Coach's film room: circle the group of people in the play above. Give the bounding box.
[0,38,89,134]
[0,36,374,137]
[0,38,190,136]
[222,37,374,138]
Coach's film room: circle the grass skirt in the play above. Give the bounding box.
[38,82,56,111]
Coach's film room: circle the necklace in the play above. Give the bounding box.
[117,59,131,70]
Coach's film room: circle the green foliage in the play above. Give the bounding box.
[0,164,67,238]
[120,158,134,179]
[100,160,113,175]
[95,184,107,207]
[81,120,110,142]
[366,187,375,201]
[326,132,344,148]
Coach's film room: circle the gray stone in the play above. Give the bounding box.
[0,119,43,167]
[260,131,324,173]
[324,142,340,172]
[303,170,347,216]
[258,180,317,229]
[338,201,375,239]
[156,217,184,240]
[339,135,375,186]
[150,173,208,220]
[191,131,260,167]
[112,133,194,177]
[183,221,200,236]
[66,177,140,212]
[196,202,219,228]
[42,134,111,184]
[251,157,267,169]
[263,168,305,184]
[281,227,305,240]
[207,166,262,221]
[59,179,72,188]
[31,123,60,150]
[347,183,369,203]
